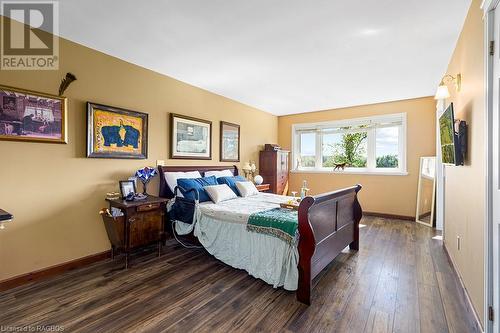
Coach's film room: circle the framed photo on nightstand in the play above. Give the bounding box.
[119,180,136,199]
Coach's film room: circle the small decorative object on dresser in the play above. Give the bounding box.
[104,196,169,268]
[259,144,290,195]
[87,102,148,159]
[170,113,212,160]
[106,192,121,200]
[254,174,263,185]
[0,85,67,144]
[242,162,252,180]
[220,121,240,162]
[135,166,158,195]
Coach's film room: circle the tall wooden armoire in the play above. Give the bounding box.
[259,145,290,195]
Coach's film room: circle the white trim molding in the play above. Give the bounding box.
[484,2,496,332]
[290,169,408,176]
[482,0,500,13]
[435,99,446,231]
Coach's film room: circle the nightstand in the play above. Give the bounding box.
[105,195,169,268]
[256,184,270,192]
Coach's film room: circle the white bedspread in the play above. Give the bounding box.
[172,193,299,290]
[198,193,292,223]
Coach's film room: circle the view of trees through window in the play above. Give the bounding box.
[323,131,368,167]
[299,132,315,167]
[376,127,399,168]
[296,119,402,170]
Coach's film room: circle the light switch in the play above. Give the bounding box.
[156,160,165,166]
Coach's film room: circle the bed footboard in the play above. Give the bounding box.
[296,184,362,305]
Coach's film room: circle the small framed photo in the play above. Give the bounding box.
[170,113,212,160]
[119,180,136,199]
[220,121,240,162]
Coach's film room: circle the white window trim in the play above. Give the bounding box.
[291,113,408,176]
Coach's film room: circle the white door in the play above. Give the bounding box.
[491,5,500,332]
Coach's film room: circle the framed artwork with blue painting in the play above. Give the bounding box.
[87,102,148,159]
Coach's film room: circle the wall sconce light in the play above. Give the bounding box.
[434,73,462,100]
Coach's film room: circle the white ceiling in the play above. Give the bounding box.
[41,1,472,115]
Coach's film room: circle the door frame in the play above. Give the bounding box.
[483,1,499,332]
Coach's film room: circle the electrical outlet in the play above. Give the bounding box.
[156,160,165,166]
[457,235,461,250]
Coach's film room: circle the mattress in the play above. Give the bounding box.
[199,192,292,223]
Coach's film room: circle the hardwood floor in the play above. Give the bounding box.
[0,217,481,333]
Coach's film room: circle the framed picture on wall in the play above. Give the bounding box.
[220,121,240,162]
[170,113,212,160]
[87,102,148,159]
[0,85,67,144]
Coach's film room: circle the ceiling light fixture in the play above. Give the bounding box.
[434,73,461,100]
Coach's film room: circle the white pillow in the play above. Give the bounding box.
[204,169,233,178]
[164,171,202,197]
[236,181,259,197]
[204,184,237,203]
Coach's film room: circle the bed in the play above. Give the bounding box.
[158,165,362,305]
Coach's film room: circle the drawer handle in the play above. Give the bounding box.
[138,204,157,211]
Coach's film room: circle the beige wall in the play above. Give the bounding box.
[442,0,485,324]
[278,97,436,217]
[0,21,277,281]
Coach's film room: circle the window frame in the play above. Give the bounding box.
[291,113,407,175]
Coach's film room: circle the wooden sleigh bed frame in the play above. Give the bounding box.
[158,165,362,305]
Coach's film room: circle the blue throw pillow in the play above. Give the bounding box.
[217,175,246,195]
[177,176,218,202]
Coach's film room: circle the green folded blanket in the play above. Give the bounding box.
[247,208,298,244]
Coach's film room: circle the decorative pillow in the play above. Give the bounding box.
[236,181,259,197]
[177,176,218,202]
[204,169,233,178]
[204,184,237,204]
[164,171,201,197]
[217,175,247,195]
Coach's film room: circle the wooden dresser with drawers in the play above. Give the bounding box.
[259,146,290,195]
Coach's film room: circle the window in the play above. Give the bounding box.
[292,113,407,174]
[298,132,316,168]
[376,127,399,168]
[24,106,54,122]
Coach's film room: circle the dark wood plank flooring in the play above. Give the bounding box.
[0,217,481,333]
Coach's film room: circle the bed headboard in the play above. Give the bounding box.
[158,165,239,198]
